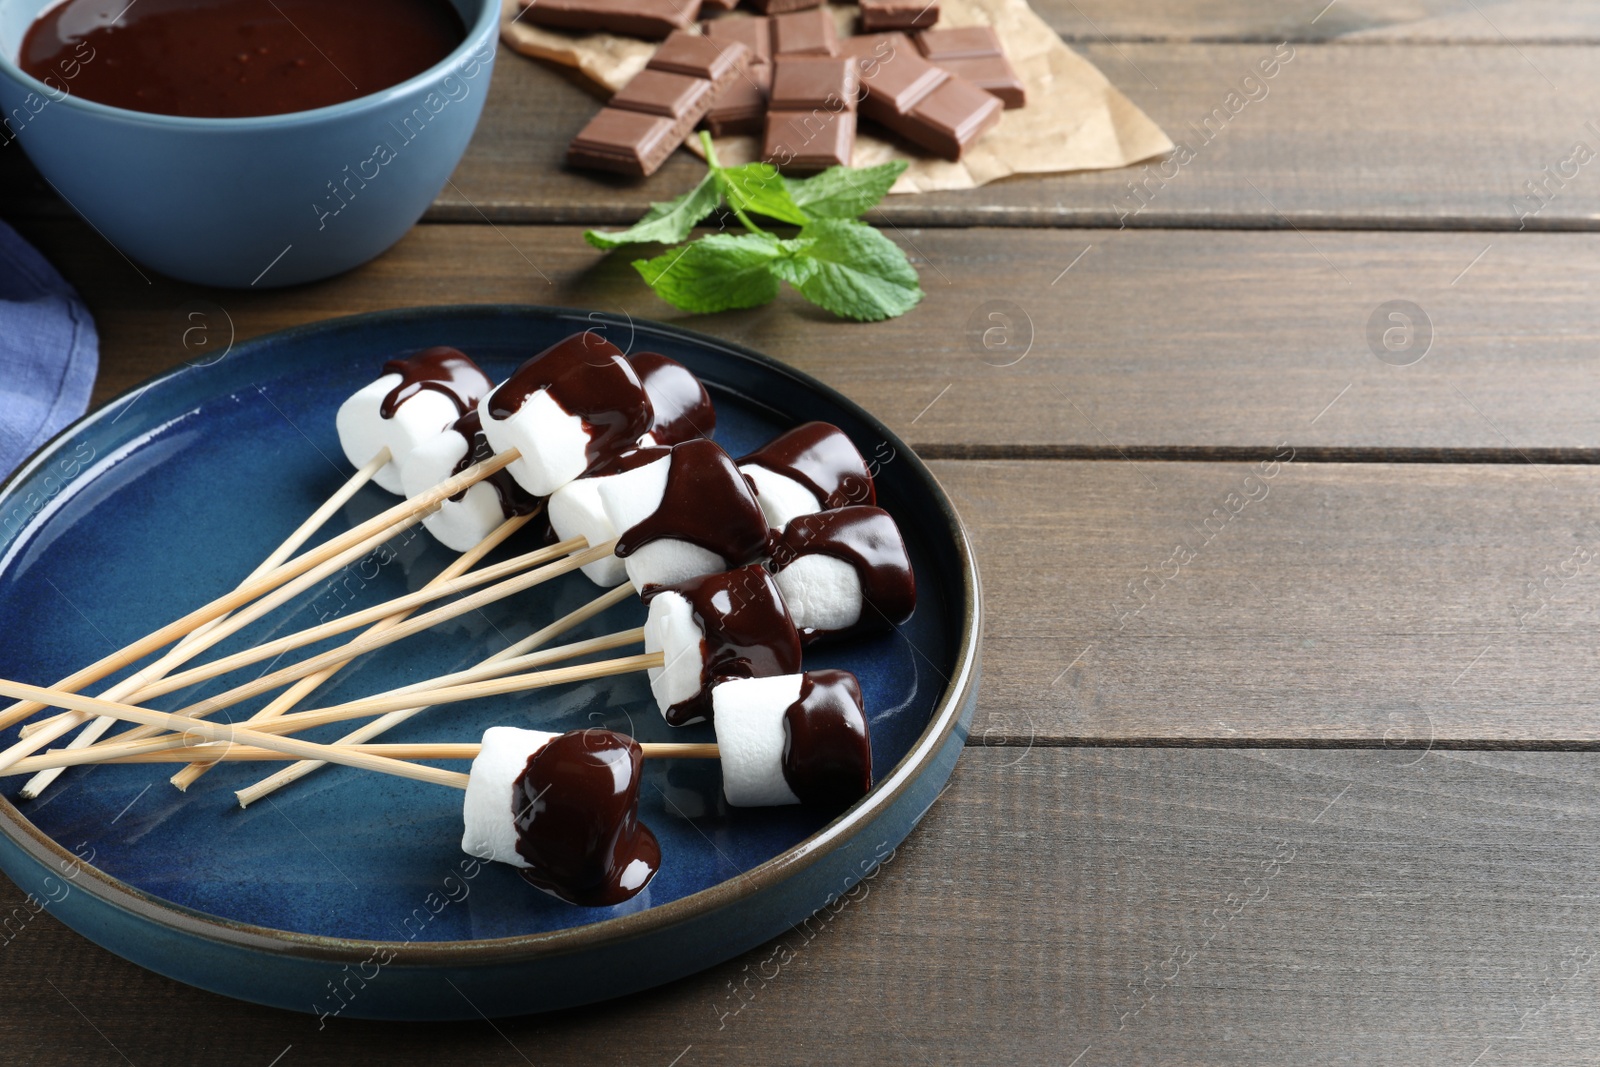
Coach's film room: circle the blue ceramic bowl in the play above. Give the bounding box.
[0,0,498,287]
[0,306,980,1018]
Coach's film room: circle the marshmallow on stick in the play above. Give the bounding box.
[478,332,654,498]
[336,347,493,494]
[713,670,874,809]
[738,421,877,531]
[770,506,917,644]
[643,563,803,726]
[400,409,541,553]
[598,439,771,595]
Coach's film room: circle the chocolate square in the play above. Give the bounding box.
[940,54,1025,108]
[903,75,1002,158]
[706,15,773,63]
[568,108,680,176]
[859,0,938,32]
[841,32,945,117]
[765,109,855,170]
[769,56,858,112]
[650,31,748,80]
[913,25,999,60]
[772,7,837,55]
[704,64,772,135]
[610,69,716,119]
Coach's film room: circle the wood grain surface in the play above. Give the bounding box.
[15,218,1600,457]
[4,748,1600,1065]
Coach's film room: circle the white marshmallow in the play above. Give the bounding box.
[336,373,462,494]
[461,727,558,868]
[547,478,629,587]
[740,464,823,530]
[477,391,591,497]
[623,538,725,595]
[643,590,708,724]
[712,675,804,807]
[595,454,671,536]
[774,553,863,634]
[400,430,506,553]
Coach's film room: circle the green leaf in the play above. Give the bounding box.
[632,233,790,314]
[772,218,922,322]
[716,162,811,226]
[785,161,908,219]
[584,172,722,249]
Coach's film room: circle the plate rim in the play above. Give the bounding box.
[0,303,980,965]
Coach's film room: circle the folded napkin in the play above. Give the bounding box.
[0,219,97,479]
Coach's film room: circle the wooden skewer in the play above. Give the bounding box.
[164,511,536,793]
[233,582,637,805]
[2,536,602,770]
[9,740,720,771]
[0,448,518,733]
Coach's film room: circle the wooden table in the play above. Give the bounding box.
[7,2,1600,1062]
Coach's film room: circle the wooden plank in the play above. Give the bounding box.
[15,219,1600,455]
[947,460,1600,745]
[3,747,1600,1063]
[8,40,1600,228]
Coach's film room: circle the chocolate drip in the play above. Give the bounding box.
[487,332,654,474]
[771,506,917,643]
[446,410,541,518]
[630,352,716,445]
[781,670,873,808]
[740,422,876,510]
[512,729,660,907]
[614,440,770,567]
[378,347,492,420]
[653,563,802,726]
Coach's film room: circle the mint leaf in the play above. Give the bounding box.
[585,172,722,249]
[785,161,908,219]
[771,218,922,322]
[717,162,811,226]
[633,233,791,313]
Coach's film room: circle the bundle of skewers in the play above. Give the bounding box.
[0,332,916,907]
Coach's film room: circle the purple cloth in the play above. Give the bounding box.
[0,218,98,478]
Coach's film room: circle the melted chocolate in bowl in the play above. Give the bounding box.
[19,0,465,119]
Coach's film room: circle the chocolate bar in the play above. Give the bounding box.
[772,7,838,55]
[840,33,1001,160]
[569,33,750,177]
[763,55,857,171]
[915,25,1025,108]
[519,0,702,40]
[859,0,938,32]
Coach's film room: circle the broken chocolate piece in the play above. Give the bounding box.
[706,14,773,62]
[650,30,748,80]
[765,109,855,170]
[519,0,701,40]
[768,55,858,112]
[772,7,837,55]
[610,69,716,119]
[915,26,1025,108]
[704,63,772,136]
[840,32,1000,159]
[746,0,821,12]
[859,0,938,32]
[567,109,680,176]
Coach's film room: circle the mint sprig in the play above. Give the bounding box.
[583,134,921,322]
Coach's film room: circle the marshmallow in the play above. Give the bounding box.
[641,563,803,725]
[461,726,557,868]
[739,422,876,522]
[479,332,653,498]
[712,675,804,807]
[336,347,491,494]
[594,450,672,536]
[547,477,629,587]
[630,352,716,445]
[740,462,823,531]
[399,410,538,553]
[769,506,917,644]
[773,553,862,634]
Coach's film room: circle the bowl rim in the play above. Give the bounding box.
[0,0,500,130]
[0,303,980,968]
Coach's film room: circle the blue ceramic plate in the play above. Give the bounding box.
[0,306,978,1019]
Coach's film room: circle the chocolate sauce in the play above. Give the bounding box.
[614,440,770,567]
[653,563,802,726]
[511,729,660,907]
[20,0,465,119]
[446,410,540,518]
[378,346,492,420]
[781,670,873,809]
[741,422,876,510]
[771,506,917,643]
[629,352,716,445]
[488,332,654,475]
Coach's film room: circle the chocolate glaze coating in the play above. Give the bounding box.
[446,410,541,518]
[487,332,655,475]
[378,346,492,420]
[512,729,660,907]
[614,440,770,568]
[650,563,803,726]
[770,506,916,643]
[740,421,876,509]
[782,670,873,808]
[629,352,716,445]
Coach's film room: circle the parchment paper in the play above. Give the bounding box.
[500,0,1172,193]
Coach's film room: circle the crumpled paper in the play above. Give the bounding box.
[501,0,1172,193]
